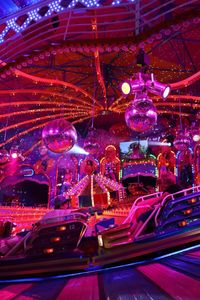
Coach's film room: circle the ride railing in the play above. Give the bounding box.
[154,193,200,234]
[123,191,162,224]
[155,185,200,227]
[135,185,200,241]
[94,185,200,249]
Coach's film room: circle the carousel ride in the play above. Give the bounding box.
[0,0,200,283]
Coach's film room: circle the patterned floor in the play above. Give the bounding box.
[1,248,200,300]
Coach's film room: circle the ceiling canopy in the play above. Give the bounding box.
[0,0,199,154]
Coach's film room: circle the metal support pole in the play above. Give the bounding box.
[135,0,140,36]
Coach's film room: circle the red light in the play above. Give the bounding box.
[183,209,192,215]
[188,198,197,204]
[51,237,61,242]
[178,220,188,227]
[44,248,54,254]
[57,226,66,231]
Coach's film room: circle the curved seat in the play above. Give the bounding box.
[4,214,87,258]
[155,186,200,233]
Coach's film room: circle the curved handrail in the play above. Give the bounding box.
[123,191,162,224]
[154,185,200,227]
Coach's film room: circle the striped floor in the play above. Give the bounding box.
[1,249,200,300]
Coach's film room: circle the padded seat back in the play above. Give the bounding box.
[24,218,87,257]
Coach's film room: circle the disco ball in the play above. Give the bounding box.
[84,128,100,155]
[84,139,100,155]
[174,133,191,151]
[42,119,77,153]
[125,96,157,132]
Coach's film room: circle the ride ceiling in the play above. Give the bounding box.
[0,0,200,155]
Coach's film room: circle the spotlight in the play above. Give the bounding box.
[121,74,145,95]
[10,146,20,159]
[10,145,25,160]
[130,77,145,93]
[146,74,170,99]
[11,152,18,159]
[148,141,171,146]
[121,82,131,95]
[193,135,200,142]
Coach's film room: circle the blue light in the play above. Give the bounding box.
[45,1,64,17]
[69,0,99,9]
[7,18,21,33]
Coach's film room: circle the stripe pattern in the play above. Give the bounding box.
[1,249,200,300]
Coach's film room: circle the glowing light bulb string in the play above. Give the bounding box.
[178,95,183,132]
[3,95,11,145]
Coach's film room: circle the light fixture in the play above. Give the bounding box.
[121,73,145,95]
[121,82,131,95]
[10,145,25,160]
[193,134,200,142]
[10,146,20,159]
[11,152,18,159]
[146,74,170,99]
[121,73,170,99]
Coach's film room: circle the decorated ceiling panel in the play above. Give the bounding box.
[0,0,199,158]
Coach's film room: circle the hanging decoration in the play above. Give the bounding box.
[174,132,191,151]
[123,72,170,132]
[125,93,157,132]
[83,127,100,155]
[42,118,77,153]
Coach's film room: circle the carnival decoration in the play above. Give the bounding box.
[174,131,191,151]
[125,94,157,132]
[80,156,99,177]
[83,127,100,155]
[157,147,176,176]
[122,73,170,132]
[42,119,77,153]
[100,145,120,181]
